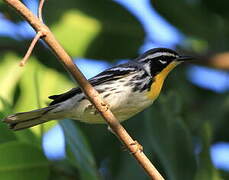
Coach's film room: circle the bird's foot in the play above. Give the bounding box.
[101,102,110,112]
[85,104,99,115]
[129,140,143,154]
[121,140,143,154]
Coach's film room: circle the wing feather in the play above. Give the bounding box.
[49,62,146,105]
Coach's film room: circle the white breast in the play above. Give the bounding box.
[54,75,154,124]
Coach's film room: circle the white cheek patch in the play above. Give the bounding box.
[159,59,167,64]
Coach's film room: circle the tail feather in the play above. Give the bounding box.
[3,105,59,131]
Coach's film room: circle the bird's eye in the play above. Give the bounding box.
[159,59,167,64]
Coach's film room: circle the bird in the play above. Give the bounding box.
[3,48,192,130]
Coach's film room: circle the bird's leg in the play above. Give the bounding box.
[85,102,110,115]
[121,140,143,154]
[84,104,99,115]
[129,140,143,154]
[101,102,110,112]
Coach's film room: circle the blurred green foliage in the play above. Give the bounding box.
[152,0,229,52]
[0,0,229,180]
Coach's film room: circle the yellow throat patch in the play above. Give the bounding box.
[147,61,179,100]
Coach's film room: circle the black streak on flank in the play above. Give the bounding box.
[97,89,106,94]
[103,94,111,98]
[132,78,154,93]
[109,88,117,91]
[140,79,153,92]
[124,82,133,87]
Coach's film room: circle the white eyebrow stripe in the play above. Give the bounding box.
[159,59,167,64]
[139,52,177,62]
[108,67,136,71]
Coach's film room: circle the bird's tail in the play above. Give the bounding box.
[3,105,61,131]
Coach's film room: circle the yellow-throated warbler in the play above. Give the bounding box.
[3,48,192,130]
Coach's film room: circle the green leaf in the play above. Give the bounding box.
[50,10,101,58]
[144,92,197,180]
[0,53,24,109]
[14,57,74,137]
[0,96,13,118]
[0,95,39,146]
[14,130,40,146]
[60,120,100,180]
[151,0,229,51]
[44,0,144,60]
[0,123,17,144]
[75,123,122,179]
[0,141,50,180]
[49,160,81,179]
[195,123,222,180]
[152,0,219,40]
[0,52,73,138]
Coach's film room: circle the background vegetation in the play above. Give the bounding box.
[0,0,229,179]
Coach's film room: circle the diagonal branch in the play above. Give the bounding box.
[3,0,164,179]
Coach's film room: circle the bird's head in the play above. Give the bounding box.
[136,48,192,77]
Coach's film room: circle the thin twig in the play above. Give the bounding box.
[20,0,46,67]
[38,0,45,22]
[3,0,164,179]
[19,31,44,66]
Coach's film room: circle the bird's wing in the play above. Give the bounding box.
[89,62,145,85]
[49,62,147,105]
[49,88,81,105]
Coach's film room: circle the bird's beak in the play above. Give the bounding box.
[176,56,193,62]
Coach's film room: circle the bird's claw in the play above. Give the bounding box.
[129,140,143,154]
[121,140,143,154]
[101,102,110,112]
